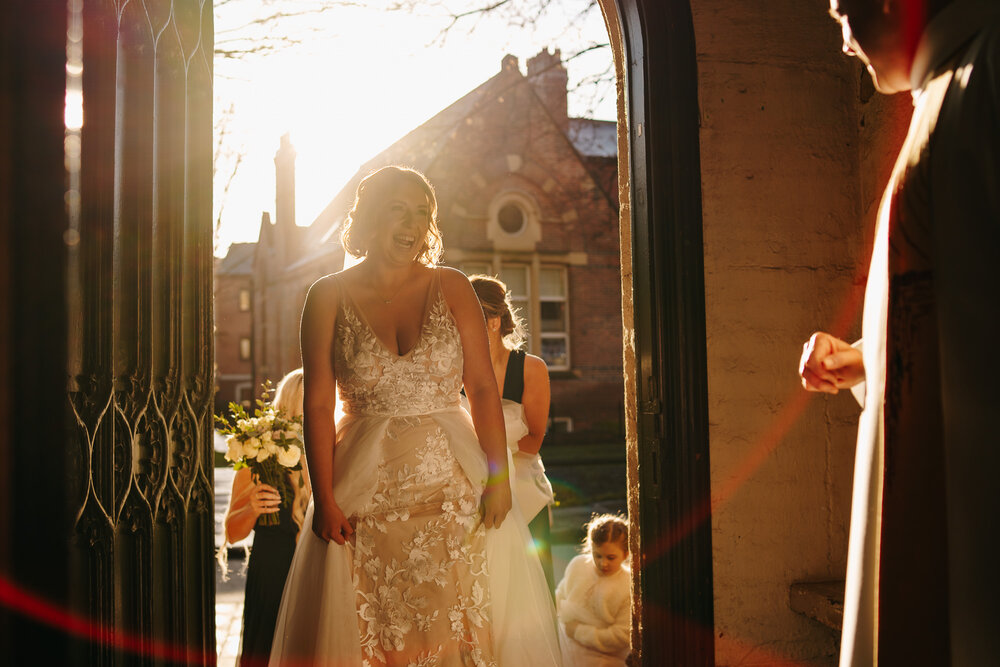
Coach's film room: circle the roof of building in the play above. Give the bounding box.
[300,62,516,260]
[568,118,617,158]
[301,51,616,259]
[216,242,256,275]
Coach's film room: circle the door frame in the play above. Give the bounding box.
[600,2,715,664]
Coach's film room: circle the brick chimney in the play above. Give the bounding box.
[274,133,296,230]
[273,134,296,264]
[526,48,568,131]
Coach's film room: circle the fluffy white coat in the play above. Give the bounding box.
[555,554,630,666]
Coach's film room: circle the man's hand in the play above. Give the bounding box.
[311,498,354,545]
[799,331,865,394]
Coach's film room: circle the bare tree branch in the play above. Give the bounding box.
[211,0,613,253]
[215,151,244,249]
[216,4,361,36]
[214,103,236,172]
[383,0,611,104]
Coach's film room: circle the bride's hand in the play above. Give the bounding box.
[312,498,354,545]
[480,469,512,529]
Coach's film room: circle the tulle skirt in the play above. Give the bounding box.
[268,407,561,667]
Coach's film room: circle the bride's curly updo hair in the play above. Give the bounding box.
[341,165,443,266]
[469,274,526,350]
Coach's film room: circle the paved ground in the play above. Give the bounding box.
[215,466,250,667]
[216,568,247,667]
[213,466,626,666]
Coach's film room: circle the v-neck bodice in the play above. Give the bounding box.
[337,272,437,358]
[333,270,464,416]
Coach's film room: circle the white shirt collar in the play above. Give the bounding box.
[910,0,1000,94]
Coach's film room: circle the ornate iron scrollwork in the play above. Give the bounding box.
[65,0,216,661]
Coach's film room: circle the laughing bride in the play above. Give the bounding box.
[268,165,561,667]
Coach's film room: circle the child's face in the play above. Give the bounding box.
[592,541,628,576]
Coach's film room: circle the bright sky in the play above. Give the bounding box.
[213,0,615,257]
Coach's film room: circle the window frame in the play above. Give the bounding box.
[238,288,251,312]
[498,263,532,354]
[537,264,570,371]
[239,336,251,361]
[460,260,570,371]
[549,416,574,433]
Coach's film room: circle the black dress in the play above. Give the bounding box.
[503,350,556,596]
[238,492,298,667]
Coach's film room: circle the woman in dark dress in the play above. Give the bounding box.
[223,368,310,667]
[470,275,557,594]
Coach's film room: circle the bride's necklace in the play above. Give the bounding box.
[375,280,407,304]
[364,260,412,304]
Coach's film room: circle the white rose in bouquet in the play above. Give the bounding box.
[216,380,303,527]
[240,438,258,461]
[277,444,302,468]
[225,435,242,463]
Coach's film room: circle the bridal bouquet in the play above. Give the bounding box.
[216,384,304,526]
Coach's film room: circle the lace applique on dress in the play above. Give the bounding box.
[333,273,496,667]
[335,283,464,417]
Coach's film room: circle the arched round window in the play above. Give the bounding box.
[487,192,540,250]
[497,202,526,235]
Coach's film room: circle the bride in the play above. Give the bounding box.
[269,166,561,666]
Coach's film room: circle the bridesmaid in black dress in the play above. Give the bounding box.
[223,368,310,667]
[470,275,557,594]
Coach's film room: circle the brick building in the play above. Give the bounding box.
[213,242,254,413]
[215,49,623,441]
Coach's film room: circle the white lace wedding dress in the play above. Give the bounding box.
[269,270,562,667]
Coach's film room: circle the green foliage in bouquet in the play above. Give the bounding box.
[215,381,304,526]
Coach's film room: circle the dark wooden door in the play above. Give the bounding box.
[1,0,216,664]
[602,1,716,664]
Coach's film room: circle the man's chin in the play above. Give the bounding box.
[868,66,910,95]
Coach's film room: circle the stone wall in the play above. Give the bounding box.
[690,0,912,664]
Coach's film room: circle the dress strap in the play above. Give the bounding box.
[424,267,442,317]
[330,271,345,300]
[502,349,526,403]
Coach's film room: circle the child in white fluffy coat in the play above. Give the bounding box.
[555,514,631,666]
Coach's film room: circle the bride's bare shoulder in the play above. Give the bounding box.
[335,264,365,283]
[438,266,472,299]
[437,265,472,295]
[303,273,342,314]
[437,267,483,324]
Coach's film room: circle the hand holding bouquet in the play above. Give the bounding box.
[216,384,304,526]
